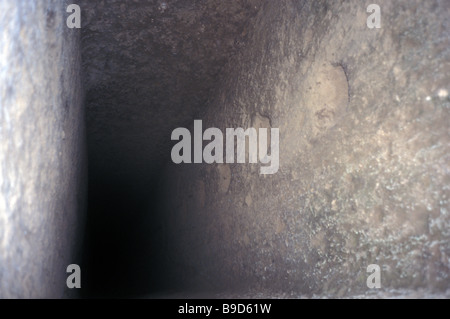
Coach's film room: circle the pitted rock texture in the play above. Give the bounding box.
[160,0,450,296]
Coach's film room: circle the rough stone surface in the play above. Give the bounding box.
[160,0,450,297]
[1,0,448,299]
[0,0,85,298]
[81,0,261,183]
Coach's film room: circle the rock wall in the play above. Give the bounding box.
[0,0,448,299]
[161,0,450,296]
[0,0,85,298]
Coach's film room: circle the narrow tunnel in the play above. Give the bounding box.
[0,0,449,299]
[80,0,263,297]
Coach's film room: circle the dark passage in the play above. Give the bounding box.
[79,0,450,298]
[82,175,162,297]
[80,0,261,297]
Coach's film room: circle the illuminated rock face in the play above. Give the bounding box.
[159,1,450,297]
[0,0,85,298]
[1,0,449,298]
